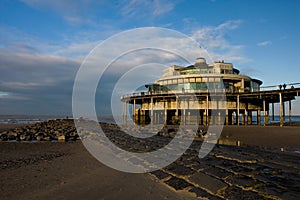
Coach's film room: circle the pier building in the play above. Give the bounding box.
[121,58,300,126]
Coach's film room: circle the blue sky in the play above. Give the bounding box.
[0,0,300,115]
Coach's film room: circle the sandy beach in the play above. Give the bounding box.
[1,122,300,199]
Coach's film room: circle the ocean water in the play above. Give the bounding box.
[0,115,67,124]
[0,115,299,125]
[0,115,118,125]
[250,115,300,125]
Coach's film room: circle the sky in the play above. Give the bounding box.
[0,0,300,115]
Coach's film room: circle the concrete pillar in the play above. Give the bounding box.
[202,110,205,125]
[176,96,179,117]
[225,109,229,125]
[242,110,246,125]
[206,95,209,125]
[279,93,284,127]
[283,101,286,118]
[257,109,261,126]
[122,101,125,124]
[247,111,252,125]
[133,99,136,123]
[289,100,292,125]
[263,100,266,126]
[164,101,167,125]
[150,97,153,125]
[237,95,240,126]
[272,103,275,121]
[124,101,127,125]
[187,99,190,125]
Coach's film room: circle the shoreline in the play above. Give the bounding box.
[1,122,300,149]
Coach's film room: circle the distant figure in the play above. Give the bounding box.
[283,84,287,90]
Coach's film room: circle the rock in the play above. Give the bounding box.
[19,134,26,141]
[7,131,17,140]
[0,133,8,141]
[44,136,51,141]
[36,134,44,141]
[58,135,65,142]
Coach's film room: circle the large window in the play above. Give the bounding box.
[252,82,260,92]
[221,69,233,74]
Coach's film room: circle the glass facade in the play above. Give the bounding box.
[150,60,262,93]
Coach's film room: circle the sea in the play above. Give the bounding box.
[0,115,117,125]
[0,114,300,125]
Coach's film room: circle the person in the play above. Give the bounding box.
[283,83,287,90]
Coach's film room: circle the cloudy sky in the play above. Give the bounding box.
[1,0,300,115]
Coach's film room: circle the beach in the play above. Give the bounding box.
[1,121,300,199]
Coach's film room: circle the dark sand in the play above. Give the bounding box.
[0,124,26,132]
[0,124,198,200]
[1,123,300,199]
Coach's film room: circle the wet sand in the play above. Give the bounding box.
[221,125,300,149]
[0,141,197,200]
[1,123,300,199]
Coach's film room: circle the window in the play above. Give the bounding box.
[189,78,195,82]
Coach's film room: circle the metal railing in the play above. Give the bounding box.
[121,82,300,100]
[260,82,300,91]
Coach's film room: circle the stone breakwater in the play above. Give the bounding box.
[0,119,78,142]
[1,120,300,199]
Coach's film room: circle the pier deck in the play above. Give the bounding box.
[121,84,300,127]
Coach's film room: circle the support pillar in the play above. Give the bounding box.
[206,95,209,125]
[150,97,153,125]
[272,103,275,121]
[176,96,178,117]
[289,100,292,125]
[122,101,125,124]
[237,95,240,126]
[124,101,127,125]
[164,101,167,125]
[187,99,190,125]
[247,111,252,125]
[257,109,261,126]
[263,100,269,125]
[242,110,246,125]
[133,99,136,123]
[279,93,284,126]
[225,109,229,125]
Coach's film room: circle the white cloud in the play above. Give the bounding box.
[257,40,272,46]
[191,20,247,63]
[0,91,9,98]
[21,0,177,26]
[21,0,104,26]
[120,0,176,17]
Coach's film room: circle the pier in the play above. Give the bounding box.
[121,58,300,127]
[121,84,300,127]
